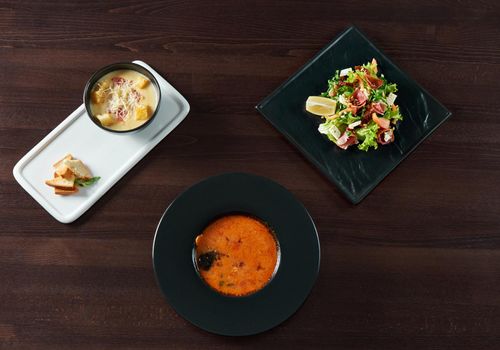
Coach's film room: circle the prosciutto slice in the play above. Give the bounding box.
[372,114,390,129]
[351,88,367,107]
[336,132,358,150]
[354,66,370,74]
[338,80,354,87]
[362,102,386,122]
[377,128,394,145]
[365,74,383,89]
[372,102,386,115]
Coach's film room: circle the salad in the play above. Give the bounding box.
[305,58,403,151]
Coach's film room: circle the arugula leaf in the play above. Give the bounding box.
[327,72,340,87]
[355,121,379,151]
[75,176,101,187]
[370,88,385,103]
[322,71,342,97]
[337,84,354,96]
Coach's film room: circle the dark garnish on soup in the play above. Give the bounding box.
[197,251,220,271]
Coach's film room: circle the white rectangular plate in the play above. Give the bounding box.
[13,60,190,223]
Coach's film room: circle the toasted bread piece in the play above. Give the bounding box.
[54,186,79,195]
[55,164,68,176]
[54,154,73,175]
[45,176,75,189]
[96,113,115,126]
[134,105,150,121]
[53,171,73,179]
[55,166,74,178]
[59,168,75,180]
[53,154,73,169]
[63,159,92,179]
[136,77,149,89]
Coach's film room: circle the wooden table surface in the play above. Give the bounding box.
[1,1,500,349]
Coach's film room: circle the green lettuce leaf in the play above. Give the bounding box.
[75,176,101,187]
[370,88,386,103]
[337,84,354,96]
[355,121,379,151]
[318,120,342,142]
[346,70,359,83]
[334,112,360,127]
[384,106,403,122]
[384,83,398,94]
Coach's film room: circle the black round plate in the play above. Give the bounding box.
[152,173,320,336]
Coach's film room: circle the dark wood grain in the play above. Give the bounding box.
[1,0,500,348]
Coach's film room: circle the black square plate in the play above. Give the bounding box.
[256,26,451,204]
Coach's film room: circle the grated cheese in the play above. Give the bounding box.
[102,78,143,121]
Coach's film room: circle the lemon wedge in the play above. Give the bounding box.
[305,96,337,116]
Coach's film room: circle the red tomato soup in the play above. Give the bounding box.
[194,215,279,296]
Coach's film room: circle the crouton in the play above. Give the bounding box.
[96,113,115,126]
[54,186,79,196]
[136,77,149,89]
[134,105,150,121]
[45,176,75,189]
[63,159,92,179]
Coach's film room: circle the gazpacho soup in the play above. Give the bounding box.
[89,70,158,131]
[194,214,279,297]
